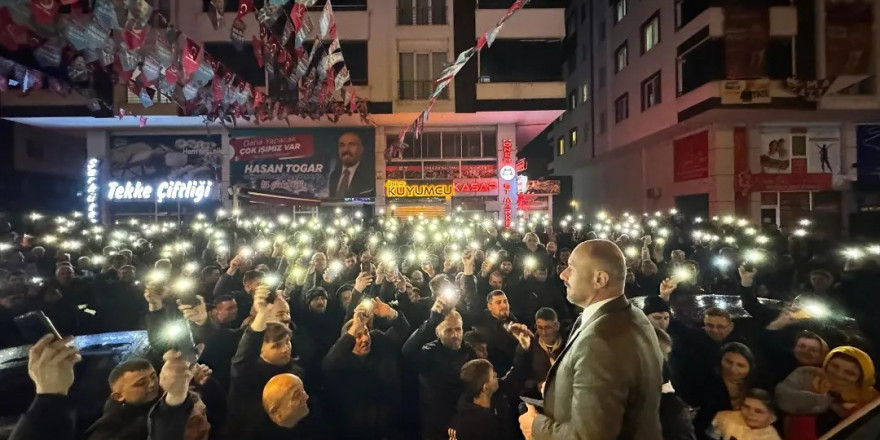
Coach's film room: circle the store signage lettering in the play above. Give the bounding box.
[385,180,453,198]
[106,180,214,203]
[516,175,528,194]
[503,196,512,227]
[85,158,100,223]
[502,138,513,164]
[454,180,498,193]
[515,158,527,172]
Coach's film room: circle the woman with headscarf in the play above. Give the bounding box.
[775,346,880,440]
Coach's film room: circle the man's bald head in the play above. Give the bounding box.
[263,373,309,428]
[575,239,627,286]
[560,240,627,307]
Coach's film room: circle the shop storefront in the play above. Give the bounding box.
[377,125,521,224]
[92,133,224,222]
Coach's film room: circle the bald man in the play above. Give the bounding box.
[230,373,311,440]
[519,240,663,440]
[329,132,374,198]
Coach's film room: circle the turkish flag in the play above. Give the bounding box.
[182,38,201,75]
[30,0,61,25]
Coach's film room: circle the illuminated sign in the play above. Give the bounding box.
[453,179,498,195]
[503,196,512,227]
[499,165,516,181]
[385,180,453,198]
[85,158,100,223]
[106,180,215,203]
[502,138,513,164]
[517,175,528,194]
[515,159,527,172]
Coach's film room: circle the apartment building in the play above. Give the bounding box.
[549,0,880,233]
[1,0,566,219]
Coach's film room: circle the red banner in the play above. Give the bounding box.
[515,158,527,172]
[230,135,315,161]
[673,131,709,182]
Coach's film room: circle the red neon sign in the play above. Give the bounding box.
[502,138,513,164]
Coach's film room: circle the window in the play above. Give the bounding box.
[614,0,627,23]
[399,52,449,100]
[204,42,264,86]
[676,32,725,95]
[581,83,589,102]
[641,71,661,111]
[568,90,577,110]
[398,0,447,25]
[558,137,565,156]
[570,127,578,147]
[388,129,497,161]
[598,20,605,42]
[766,38,794,79]
[675,0,710,29]
[126,89,173,105]
[479,39,563,82]
[641,13,660,54]
[614,42,628,73]
[598,66,606,89]
[614,93,629,123]
[598,111,607,134]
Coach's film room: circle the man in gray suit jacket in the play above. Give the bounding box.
[519,239,664,440]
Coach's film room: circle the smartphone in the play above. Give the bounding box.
[177,293,201,308]
[519,396,545,409]
[14,311,63,344]
[165,321,199,363]
[361,262,374,274]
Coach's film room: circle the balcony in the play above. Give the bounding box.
[397,5,447,26]
[398,80,449,101]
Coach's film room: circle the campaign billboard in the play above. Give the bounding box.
[229,127,376,199]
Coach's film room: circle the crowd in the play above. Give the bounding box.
[1,207,879,440]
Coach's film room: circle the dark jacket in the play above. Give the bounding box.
[329,159,375,198]
[322,312,410,440]
[10,394,76,440]
[660,391,697,440]
[402,310,474,440]
[85,393,195,440]
[508,278,571,328]
[474,311,519,375]
[516,333,566,390]
[225,328,305,439]
[292,308,342,390]
[446,396,510,440]
[94,281,148,332]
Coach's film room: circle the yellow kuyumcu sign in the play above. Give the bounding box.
[385,180,454,198]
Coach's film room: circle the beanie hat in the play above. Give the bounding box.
[642,295,671,316]
[306,287,329,303]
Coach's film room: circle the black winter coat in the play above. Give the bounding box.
[402,310,475,440]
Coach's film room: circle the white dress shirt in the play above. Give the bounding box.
[578,295,619,331]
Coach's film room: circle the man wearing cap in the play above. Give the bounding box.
[642,295,671,332]
[294,287,341,391]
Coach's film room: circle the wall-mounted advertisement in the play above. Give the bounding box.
[109,134,222,181]
[759,130,792,174]
[230,127,376,199]
[806,128,840,174]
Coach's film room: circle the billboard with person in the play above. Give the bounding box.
[229,127,376,199]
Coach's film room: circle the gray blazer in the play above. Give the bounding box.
[533,295,664,440]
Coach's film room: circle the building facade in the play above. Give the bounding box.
[1,0,566,221]
[549,0,880,234]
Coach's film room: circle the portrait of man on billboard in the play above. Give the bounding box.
[329,132,374,198]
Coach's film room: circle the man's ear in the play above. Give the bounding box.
[594,271,610,289]
[111,391,124,403]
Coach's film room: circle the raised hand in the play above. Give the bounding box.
[28,334,81,396]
